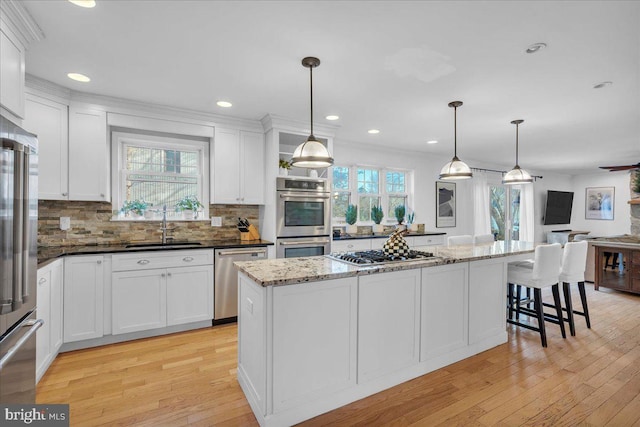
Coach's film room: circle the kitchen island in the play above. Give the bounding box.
[234,241,534,427]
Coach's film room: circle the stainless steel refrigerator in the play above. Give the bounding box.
[0,114,42,403]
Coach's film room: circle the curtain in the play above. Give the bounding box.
[519,183,535,242]
[472,172,491,235]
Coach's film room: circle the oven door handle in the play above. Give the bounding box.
[0,318,44,371]
[279,194,330,200]
[279,240,330,246]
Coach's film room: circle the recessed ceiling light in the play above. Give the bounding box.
[593,81,613,89]
[68,0,96,8]
[67,72,91,82]
[216,101,232,108]
[427,140,438,144]
[325,115,339,121]
[525,42,547,54]
[368,129,380,134]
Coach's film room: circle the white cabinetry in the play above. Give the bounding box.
[358,269,421,382]
[23,94,69,199]
[271,277,357,413]
[212,128,264,204]
[111,250,214,335]
[0,26,25,119]
[333,235,445,252]
[36,259,63,383]
[68,105,109,201]
[331,239,371,252]
[409,235,445,247]
[468,258,508,345]
[64,255,104,343]
[421,263,468,361]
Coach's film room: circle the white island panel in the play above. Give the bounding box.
[469,257,509,345]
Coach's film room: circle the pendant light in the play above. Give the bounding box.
[290,57,334,168]
[439,101,472,180]
[502,119,533,185]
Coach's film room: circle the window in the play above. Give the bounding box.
[112,131,209,219]
[331,165,412,224]
[490,185,520,240]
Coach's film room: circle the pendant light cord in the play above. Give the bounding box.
[453,105,457,157]
[309,66,314,137]
[515,122,519,166]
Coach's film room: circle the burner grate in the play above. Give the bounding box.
[329,249,435,265]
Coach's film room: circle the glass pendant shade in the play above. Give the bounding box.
[291,135,334,168]
[440,156,473,180]
[439,101,473,180]
[502,119,532,185]
[290,56,334,169]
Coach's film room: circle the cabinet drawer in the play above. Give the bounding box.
[112,249,214,271]
[410,235,445,247]
[331,239,371,252]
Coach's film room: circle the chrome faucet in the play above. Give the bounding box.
[160,205,174,244]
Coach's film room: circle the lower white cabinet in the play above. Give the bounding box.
[111,250,214,335]
[36,259,63,383]
[331,239,371,253]
[358,269,421,382]
[63,255,104,343]
[468,258,508,345]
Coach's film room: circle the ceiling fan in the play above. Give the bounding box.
[599,162,640,171]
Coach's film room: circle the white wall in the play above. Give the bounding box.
[570,171,632,237]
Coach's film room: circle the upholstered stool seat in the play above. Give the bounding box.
[507,243,565,347]
[474,234,495,244]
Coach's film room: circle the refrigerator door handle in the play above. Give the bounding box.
[0,318,43,371]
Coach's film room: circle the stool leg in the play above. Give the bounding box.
[578,281,591,328]
[516,285,522,321]
[534,288,547,347]
[552,284,566,339]
[562,282,576,336]
[508,283,514,320]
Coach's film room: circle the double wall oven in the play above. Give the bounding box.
[276,177,331,258]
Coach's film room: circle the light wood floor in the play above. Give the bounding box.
[37,284,640,426]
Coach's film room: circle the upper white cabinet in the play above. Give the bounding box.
[212,128,265,204]
[0,27,25,119]
[68,105,109,201]
[23,94,69,199]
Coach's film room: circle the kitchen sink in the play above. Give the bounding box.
[125,242,203,249]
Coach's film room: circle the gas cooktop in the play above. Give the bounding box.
[327,249,436,266]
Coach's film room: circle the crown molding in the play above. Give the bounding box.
[260,113,339,138]
[0,0,44,48]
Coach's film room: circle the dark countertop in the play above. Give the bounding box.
[37,239,274,268]
[333,232,446,241]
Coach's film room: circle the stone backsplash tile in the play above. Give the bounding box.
[38,200,260,247]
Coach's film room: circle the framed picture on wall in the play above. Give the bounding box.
[585,187,614,220]
[436,181,456,227]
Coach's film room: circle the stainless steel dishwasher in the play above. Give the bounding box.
[214,247,267,323]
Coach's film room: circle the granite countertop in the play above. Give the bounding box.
[235,240,535,287]
[333,231,446,240]
[37,239,273,267]
[589,235,640,249]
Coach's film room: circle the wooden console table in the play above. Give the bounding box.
[594,244,640,294]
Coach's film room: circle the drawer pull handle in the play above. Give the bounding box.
[167,272,172,277]
[38,278,47,284]
[137,259,150,265]
[183,257,194,262]
[161,273,166,278]
[97,260,102,265]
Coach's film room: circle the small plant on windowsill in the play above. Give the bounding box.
[371,205,384,234]
[394,205,406,229]
[345,204,358,235]
[279,159,292,176]
[633,170,640,194]
[176,195,203,219]
[120,199,148,218]
[407,211,419,232]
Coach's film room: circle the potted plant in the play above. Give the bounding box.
[371,205,384,234]
[345,204,358,235]
[176,195,203,219]
[407,211,419,232]
[394,205,406,230]
[120,199,148,219]
[279,159,292,176]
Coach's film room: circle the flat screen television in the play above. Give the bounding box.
[543,190,574,225]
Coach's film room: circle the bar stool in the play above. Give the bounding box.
[474,234,495,244]
[559,241,590,336]
[447,235,473,246]
[507,243,565,347]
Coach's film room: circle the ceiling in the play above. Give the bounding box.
[19,0,640,175]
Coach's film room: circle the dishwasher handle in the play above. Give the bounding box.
[217,249,267,257]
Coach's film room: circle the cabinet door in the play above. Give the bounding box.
[68,105,109,201]
[240,131,264,204]
[358,269,421,383]
[112,269,167,334]
[0,28,25,119]
[166,265,213,326]
[421,263,468,361]
[64,256,104,343]
[36,268,51,381]
[49,259,64,352]
[469,258,507,345]
[212,127,240,203]
[23,94,69,200]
